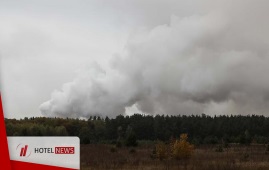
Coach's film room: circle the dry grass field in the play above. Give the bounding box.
[80,143,269,170]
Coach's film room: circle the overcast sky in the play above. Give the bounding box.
[1,0,269,119]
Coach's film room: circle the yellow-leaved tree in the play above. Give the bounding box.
[171,133,194,160]
[156,141,168,160]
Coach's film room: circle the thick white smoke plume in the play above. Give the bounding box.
[40,1,269,118]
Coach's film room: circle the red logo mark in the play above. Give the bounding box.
[20,145,28,156]
[16,144,31,157]
[55,147,75,154]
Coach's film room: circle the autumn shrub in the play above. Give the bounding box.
[156,141,168,160]
[171,133,194,160]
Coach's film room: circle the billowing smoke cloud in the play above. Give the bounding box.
[40,1,269,118]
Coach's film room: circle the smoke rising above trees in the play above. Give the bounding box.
[40,1,269,118]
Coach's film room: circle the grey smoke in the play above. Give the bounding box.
[40,0,269,118]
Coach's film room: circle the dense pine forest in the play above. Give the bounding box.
[5,114,269,145]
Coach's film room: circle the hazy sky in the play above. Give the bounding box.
[1,0,269,118]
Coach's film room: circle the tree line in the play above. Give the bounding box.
[5,114,269,145]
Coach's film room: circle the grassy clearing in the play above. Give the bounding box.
[80,144,269,170]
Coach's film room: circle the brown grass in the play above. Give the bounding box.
[80,144,269,170]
